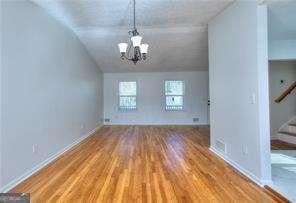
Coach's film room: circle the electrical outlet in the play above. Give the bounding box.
[80,124,85,129]
[193,118,199,122]
[104,118,111,123]
[242,145,248,155]
[32,144,38,154]
[216,140,226,153]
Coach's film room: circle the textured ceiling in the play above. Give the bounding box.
[32,0,233,72]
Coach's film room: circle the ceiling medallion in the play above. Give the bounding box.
[118,0,149,65]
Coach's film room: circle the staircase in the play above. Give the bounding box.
[273,80,296,146]
[278,117,296,145]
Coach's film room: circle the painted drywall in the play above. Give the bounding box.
[1,1,103,190]
[0,3,2,188]
[269,40,296,60]
[269,61,296,139]
[103,71,209,125]
[268,2,296,60]
[209,2,271,184]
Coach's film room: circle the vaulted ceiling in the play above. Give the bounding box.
[32,0,233,72]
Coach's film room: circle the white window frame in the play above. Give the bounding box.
[118,81,137,111]
[164,80,185,111]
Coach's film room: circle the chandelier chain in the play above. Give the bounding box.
[133,0,136,30]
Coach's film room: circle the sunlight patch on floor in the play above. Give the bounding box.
[271,153,296,165]
[271,150,296,202]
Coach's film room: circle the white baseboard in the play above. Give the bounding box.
[104,122,209,126]
[209,146,264,187]
[0,124,103,192]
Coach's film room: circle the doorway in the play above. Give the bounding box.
[268,60,296,201]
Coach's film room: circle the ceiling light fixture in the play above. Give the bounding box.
[118,0,149,65]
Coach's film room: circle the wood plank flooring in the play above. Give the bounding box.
[12,126,286,202]
[271,139,296,150]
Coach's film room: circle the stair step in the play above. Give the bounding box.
[271,139,296,150]
[289,123,296,127]
[278,131,296,137]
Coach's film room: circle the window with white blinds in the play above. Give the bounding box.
[118,81,137,110]
[165,80,184,110]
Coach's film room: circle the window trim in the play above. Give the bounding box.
[164,80,185,111]
[118,80,138,111]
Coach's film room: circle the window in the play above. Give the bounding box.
[165,80,184,110]
[119,81,137,110]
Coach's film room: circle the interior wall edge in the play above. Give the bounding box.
[257,3,272,185]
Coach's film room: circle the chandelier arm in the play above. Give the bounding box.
[139,49,142,60]
[122,54,134,61]
[127,42,132,55]
[138,50,142,61]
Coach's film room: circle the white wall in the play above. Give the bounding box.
[0,2,2,188]
[209,2,271,184]
[268,2,296,60]
[104,71,209,125]
[269,61,296,139]
[269,40,296,60]
[1,1,103,190]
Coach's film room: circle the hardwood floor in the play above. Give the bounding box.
[12,126,286,202]
[271,139,296,150]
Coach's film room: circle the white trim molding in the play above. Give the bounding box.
[0,125,103,192]
[209,146,264,187]
[103,122,209,126]
[256,4,272,186]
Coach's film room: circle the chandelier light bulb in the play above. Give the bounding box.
[140,44,149,54]
[131,36,142,47]
[118,43,128,53]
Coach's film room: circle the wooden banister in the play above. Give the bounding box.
[275,81,296,103]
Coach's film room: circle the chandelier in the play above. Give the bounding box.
[118,0,149,64]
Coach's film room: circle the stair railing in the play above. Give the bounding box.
[275,81,296,103]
